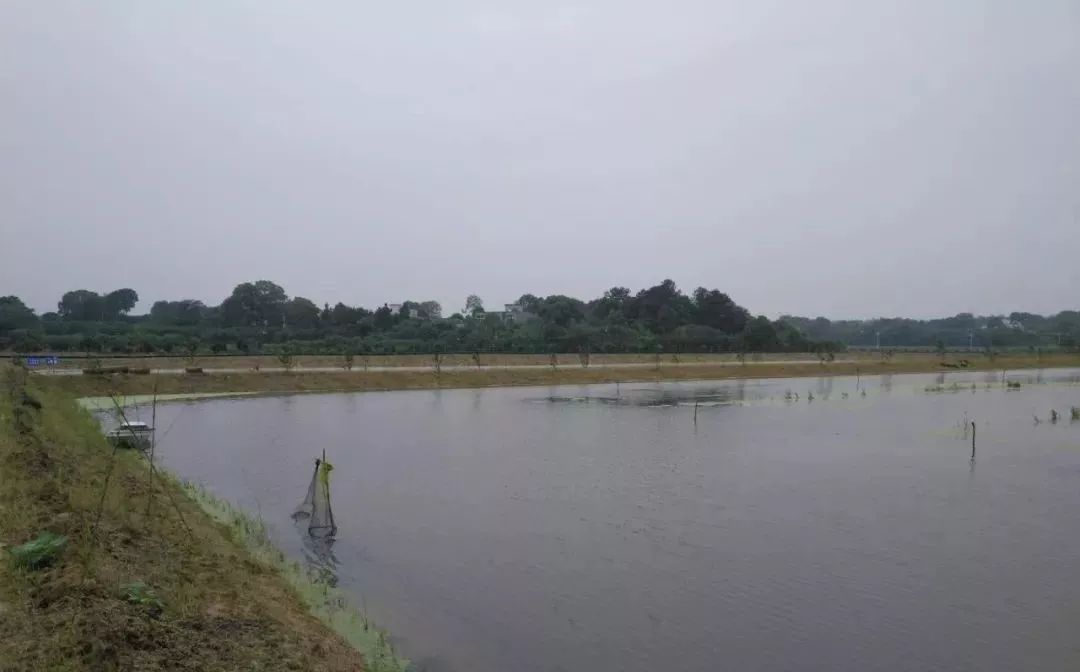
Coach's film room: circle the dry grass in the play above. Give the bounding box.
[0,365,367,671]
[37,350,924,371]
[35,353,1080,398]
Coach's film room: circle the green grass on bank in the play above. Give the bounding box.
[76,392,256,412]
[0,364,371,671]
[181,484,408,672]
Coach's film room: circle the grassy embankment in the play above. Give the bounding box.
[32,351,823,370]
[37,352,1080,397]
[0,365,404,671]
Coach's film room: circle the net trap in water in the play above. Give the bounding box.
[292,450,337,538]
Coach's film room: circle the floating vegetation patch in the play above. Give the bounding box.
[535,386,758,408]
[924,382,966,394]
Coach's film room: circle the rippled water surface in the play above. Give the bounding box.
[142,369,1080,672]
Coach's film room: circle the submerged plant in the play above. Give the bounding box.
[1071,407,1080,421]
[1050,409,1059,423]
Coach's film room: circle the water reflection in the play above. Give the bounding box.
[150,368,1080,672]
[297,528,340,586]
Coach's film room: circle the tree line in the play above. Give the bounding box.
[0,280,1075,356]
[781,312,1080,352]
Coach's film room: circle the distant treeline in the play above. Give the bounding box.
[781,312,1080,352]
[0,281,1076,356]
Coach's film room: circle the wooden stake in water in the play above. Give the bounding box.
[970,421,976,462]
[693,400,699,426]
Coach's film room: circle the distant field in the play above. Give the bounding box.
[1,349,1026,371]
[30,352,1080,398]
[15,351,788,370]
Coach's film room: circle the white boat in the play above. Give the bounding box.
[105,421,154,450]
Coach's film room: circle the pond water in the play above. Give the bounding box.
[143,369,1080,672]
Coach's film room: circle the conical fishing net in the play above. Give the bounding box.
[308,459,337,538]
[291,461,318,520]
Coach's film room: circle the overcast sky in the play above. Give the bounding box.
[2,1,1077,319]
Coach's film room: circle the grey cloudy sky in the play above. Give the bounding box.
[2,1,1077,319]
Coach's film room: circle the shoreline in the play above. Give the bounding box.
[37,353,1080,398]
[0,365,390,671]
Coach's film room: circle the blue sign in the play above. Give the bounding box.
[24,356,59,367]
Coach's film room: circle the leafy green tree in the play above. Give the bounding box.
[418,301,442,319]
[373,304,395,330]
[628,280,694,333]
[58,290,104,320]
[284,297,320,329]
[692,288,749,333]
[536,295,584,327]
[465,294,484,316]
[221,283,258,326]
[0,296,38,332]
[12,330,44,352]
[516,294,541,313]
[329,302,370,327]
[593,287,630,323]
[743,316,780,351]
[37,277,1069,356]
[150,299,205,325]
[221,280,288,327]
[104,288,138,317]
